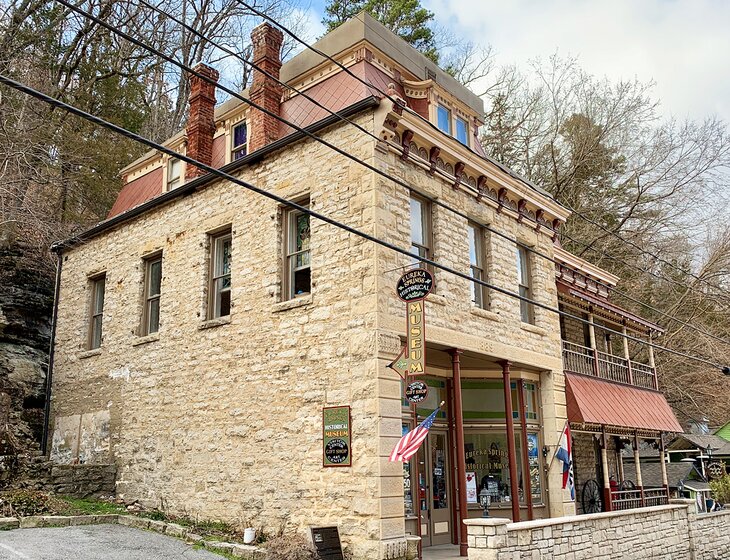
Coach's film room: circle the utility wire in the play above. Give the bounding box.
[1,72,724,371]
[236,1,730,339]
[129,0,730,346]
[54,0,730,352]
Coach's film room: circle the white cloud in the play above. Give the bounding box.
[425,0,730,123]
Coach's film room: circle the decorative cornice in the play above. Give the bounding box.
[379,103,570,230]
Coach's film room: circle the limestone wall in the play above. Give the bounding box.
[51,115,396,558]
[466,499,730,560]
[689,509,730,560]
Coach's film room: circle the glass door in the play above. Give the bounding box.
[426,429,452,546]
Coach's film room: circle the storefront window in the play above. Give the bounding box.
[464,430,543,506]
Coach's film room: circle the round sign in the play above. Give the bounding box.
[396,269,434,301]
[324,439,349,464]
[405,380,429,403]
[707,462,724,479]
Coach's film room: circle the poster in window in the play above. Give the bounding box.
[466,472,478,503]
[323,406,351,467]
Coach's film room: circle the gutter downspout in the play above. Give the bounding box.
[41,248,62,456]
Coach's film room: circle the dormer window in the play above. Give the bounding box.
[456,117,469,146]
[437,105,451,134]
[232,122,247,160]
[166,158,182,191]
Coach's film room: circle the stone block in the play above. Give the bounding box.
[165,522,188,538]
[147,519,167,533]
[118,515,150,529]
[0,517,19,530]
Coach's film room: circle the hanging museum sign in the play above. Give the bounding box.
[396,268,434,302]
[389,269,433,379]
[323,406,352,467]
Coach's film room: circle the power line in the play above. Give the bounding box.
[236,1,730,338]
[53,0,730,352]
[1,72,724,371]
[129,0,730,346]
[562,201,730,296]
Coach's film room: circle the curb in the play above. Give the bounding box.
[0,514,265,559]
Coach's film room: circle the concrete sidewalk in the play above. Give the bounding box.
[0,524,223,560]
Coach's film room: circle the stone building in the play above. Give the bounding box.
[47,13,679,558]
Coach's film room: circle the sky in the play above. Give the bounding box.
[299,0,730,124]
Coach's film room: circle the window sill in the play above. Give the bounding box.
[132,333,160,346]
[78,348,102,359]
[520,323,547,336]
[470,307,500,322]
[272,294,312,313]
[199,316,232,330]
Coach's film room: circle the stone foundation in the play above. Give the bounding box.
[465,499,729,560]
[9,459,116,498]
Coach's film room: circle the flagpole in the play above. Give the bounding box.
[546,419,570,471]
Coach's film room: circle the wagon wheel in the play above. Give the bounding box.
[619,480,636,491]
[582,479,603,514]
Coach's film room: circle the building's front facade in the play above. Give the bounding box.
[47,13,679,558]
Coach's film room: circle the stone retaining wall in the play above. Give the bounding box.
[466,499,729,560]
[689,508,730,560]
[10,460,116,498]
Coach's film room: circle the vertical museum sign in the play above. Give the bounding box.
[323,406,352,467]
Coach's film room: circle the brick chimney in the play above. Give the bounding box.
[248,23,284,153]
[185,63,219,180]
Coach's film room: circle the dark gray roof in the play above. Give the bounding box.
[622,461,703,489]
[668,434,730,455]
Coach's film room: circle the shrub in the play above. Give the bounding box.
[710,474,730,505]
[0,490,67,517]
[263,533,319,560]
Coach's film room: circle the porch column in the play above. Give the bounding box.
[634,432,645,507]
[499,360,521,521]
[449,349,469,557]
[601,430,613,511]
[517,381,534,520]
[588,312,600,377]
[648,332,658,390]
[622,325,634,385]
[659,433,669,499]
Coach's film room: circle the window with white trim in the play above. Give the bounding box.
[142,254,162,335]
[209,230,232,319]
[284,204,311,299]
[232,123,247,161]
[88,274,105,349]
[517,246,534,323]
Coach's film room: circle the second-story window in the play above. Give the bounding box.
[437,105,451,134]
[167,158,182,191]
[517,246,534,324]
[284,203,311,299]
[410,195,432,268]
[456,117,469,146]
[468,222,487,308]
[232,123,247,160]
[209,230,232,319]
[142,254,162,335]
[88,274,105,350]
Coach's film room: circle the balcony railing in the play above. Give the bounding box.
[562,341,658,390]
[611,487,669,511]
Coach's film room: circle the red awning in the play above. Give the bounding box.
[565,372,682,433]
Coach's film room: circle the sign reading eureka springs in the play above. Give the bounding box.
[389,268,433,379]
[322,406,352,467]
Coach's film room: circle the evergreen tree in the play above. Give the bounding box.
[323,0,438,62]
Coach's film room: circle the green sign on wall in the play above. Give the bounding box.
[323,406,352,467]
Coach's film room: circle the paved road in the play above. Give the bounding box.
[0,524,224,559]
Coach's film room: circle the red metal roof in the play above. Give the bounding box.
[565,372,682,433]
[108,167,163,218]
[278,60,392,137]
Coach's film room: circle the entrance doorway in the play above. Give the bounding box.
[421,428,453,547]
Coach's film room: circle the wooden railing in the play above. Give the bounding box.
[562,341,658,390]
[611,486,669,511]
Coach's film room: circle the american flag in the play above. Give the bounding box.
[389,408,440,462]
